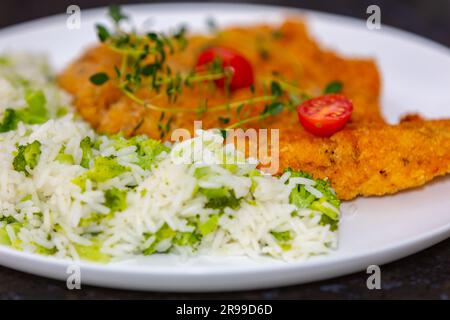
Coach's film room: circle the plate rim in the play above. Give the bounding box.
[0,2,449,56]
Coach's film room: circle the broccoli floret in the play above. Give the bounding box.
[0,215,17,224]
[319,214,339,232]
[111,135,169,170]
[0,109,20,133]
[13,140,42,176]
[286,169,313,180]
[310,199,339,221]
[200,187,241,210]
[88,157,128,182]
[289,184,316,209]
[79,137,94,168]
[0,90,49,133]
[135,138,169,170]
[285,168,340,229]
[104,187,127,213]
[73,156,129,190]
[173,232,202,247]
[18,90,48,124]
[314,179,341,209]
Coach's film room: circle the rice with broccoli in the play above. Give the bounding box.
[0,54,340,262]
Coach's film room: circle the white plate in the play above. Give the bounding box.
[0,3,449,292]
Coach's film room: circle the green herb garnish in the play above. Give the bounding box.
[13,140,42,176]
[324,80,343,94]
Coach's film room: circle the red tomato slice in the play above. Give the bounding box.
[196,46,254,91]
[297,94,353,137]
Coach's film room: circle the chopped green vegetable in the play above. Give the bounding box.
[74,239,110,263]
[200,187,241,210]
[72,156,128,190]
[111,135,169,170]
[0,109,19,133]
[34,243,57,256]
[0,222,21,247]
[271,230,292,251]
[104,187,127,213]
[56,107,69,117]
[0,227,11,245]
[24,90,47,121]
[13,140,42,176]
[0,215,17,224]
[193,166,211,179]
[223,163,238,173]
[285,168,340,230]
[173,231,201,247]
[313,178,341,209]
[324,80,343,94]
[143,223,176,255]
[79,212,113,228]
[15,90,48,124]
[247,168,261,193]
[271,230,292,242]
[55,145,75,165]
[319,214,339,232]
[86,156,128,182]
[198,214,219,236]
[310,199,339,221]
[0,90,49,133]
[79,137,94,168]
[288,171,317,209]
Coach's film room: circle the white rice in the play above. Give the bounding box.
[0,53,339,262]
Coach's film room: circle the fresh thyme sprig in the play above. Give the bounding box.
[88,6,343,135]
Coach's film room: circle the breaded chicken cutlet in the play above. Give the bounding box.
[58,19,450,200]
[276,118,450,200]
[58,19,383,136]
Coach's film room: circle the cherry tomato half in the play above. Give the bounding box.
[196,46,254,91]
[297,94,353,137]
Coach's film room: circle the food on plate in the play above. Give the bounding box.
[57,9,450,200]
[296,94,353,137]
[1,5,449,263]
[276,120,450,200]
[0,53,339,261]
[196,46,255,90]
[58,19,383,140]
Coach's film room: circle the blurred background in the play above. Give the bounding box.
[1,0,449,46]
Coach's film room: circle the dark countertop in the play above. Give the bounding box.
[0,0,449,299]
[0,239,448,299]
